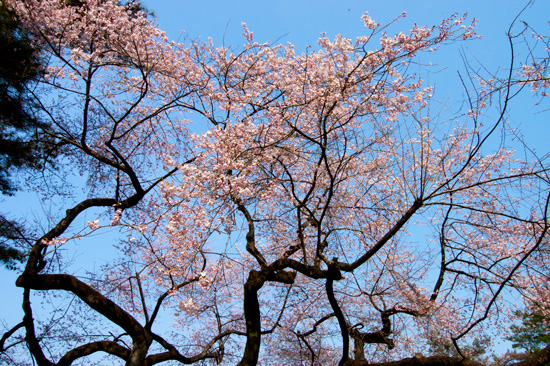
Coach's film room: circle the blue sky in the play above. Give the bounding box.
[139,0,550,151]
[140,0,547,55]
[1,0,549,359]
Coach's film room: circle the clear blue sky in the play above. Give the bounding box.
[139,0,549,151]
[140,0,547,57]
[1,0,548,358]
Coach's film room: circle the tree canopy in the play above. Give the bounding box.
[0,0,51,270]
[496,307,550,365]
[0,0,549,365]
[0,0,49,195]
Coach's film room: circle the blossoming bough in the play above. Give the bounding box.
[1,1,549,365]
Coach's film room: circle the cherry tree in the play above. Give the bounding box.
[1,0,549,365]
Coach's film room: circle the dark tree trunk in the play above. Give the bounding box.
[237,271,265,366]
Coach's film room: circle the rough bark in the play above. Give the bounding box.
[238,271,265,366]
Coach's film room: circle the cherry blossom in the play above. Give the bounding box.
[1,1,549,365]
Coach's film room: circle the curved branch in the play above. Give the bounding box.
[236,201,267,269]
[453,191,550,342]
[57,341,130,366]
[367,355,484,366]
[146,332,222,365]
[0,321,24,352]
[325,258,349,366]
[146,275,201,331]
[21,288,54,366]
[16,274,146,341]
[340,198,423,272]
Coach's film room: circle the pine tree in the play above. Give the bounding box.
[0,1,48,195]
[0,1,48,269]
[507,307,550,363]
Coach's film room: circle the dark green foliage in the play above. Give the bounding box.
[490,307,550,366]
[0,1,49,269]
[508,307,550,354]
[0,244,23,271]
[0,1,47,196]
[0,0,149,270]
[0,215,26,270]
